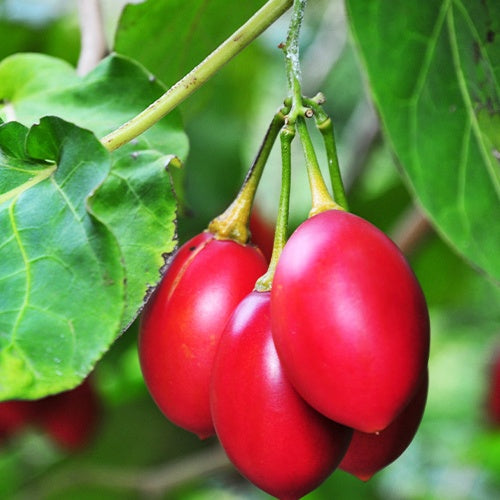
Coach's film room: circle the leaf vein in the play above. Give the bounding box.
[0,165,56,204]
[457,118,472,231]
[111,170,174,230]
[7,198,31,345]
[447,4,500,197]
[408,0,450,107]
[452,0,500,93]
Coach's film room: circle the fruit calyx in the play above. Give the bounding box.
[209,108,287,244]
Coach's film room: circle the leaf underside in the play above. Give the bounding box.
[346,0,500,282]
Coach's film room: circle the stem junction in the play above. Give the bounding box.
[256,0,348,290]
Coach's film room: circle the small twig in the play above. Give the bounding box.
[77,0,108,76]
[101,0,293,151]
[16,444,232,499]
[390,205,432,255]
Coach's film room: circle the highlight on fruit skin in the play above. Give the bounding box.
[271,209,430,433]
[211,291,353,500]
[139,231,268,439]
[339,371,429,480]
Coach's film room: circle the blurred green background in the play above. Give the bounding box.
[0,0,499,498]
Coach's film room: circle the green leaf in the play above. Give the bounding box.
[0,117,124,399]
[346,0,500,281]
[89,141,178,331]
[0,15,80,66]
[113,0,271,234]
[0,53,187,398]
[0,52,188,157]
[0,117,178,400]
[114,0,266,87]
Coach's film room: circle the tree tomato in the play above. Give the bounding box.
[139,232,267,438]
[249,207,275,262]
[211,291,352,500]
[339,371,428,480]
[34,378,101,451]
[0,400,32,445]
[271,210,430,432]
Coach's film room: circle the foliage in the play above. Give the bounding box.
[0,0,499,498]
[346,0,500,282]
[0,53,186,398]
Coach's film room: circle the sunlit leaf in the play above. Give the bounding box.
[0,52,188,156]
[0,117,179,400]
[0,117,123,399]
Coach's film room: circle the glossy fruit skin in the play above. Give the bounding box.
[139,231,268,438]
[34,378,101,451]
[211,291,353,500]
[271,210,430,433]
[339,371,428,480]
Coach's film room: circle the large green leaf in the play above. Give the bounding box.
[0,118,178,400]
[114,0,266,87]
[346,0,500,281]
[114,0,272,236]
[89,141,179,331]
[0,53,185,399]
[0,117,123,399]
[0,52,188,155]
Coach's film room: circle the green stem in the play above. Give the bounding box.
[255,124,294,292]
[318,117,349,210]
[100,0,293,152]
[208,108,287,243]
[304,97,348,210]
[296,116,342,216]
[283,0,307,122]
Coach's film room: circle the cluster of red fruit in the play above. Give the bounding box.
[0,379,100,452]
[139,208,430,499]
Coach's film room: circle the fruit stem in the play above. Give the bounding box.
[280,1,344,217]
[100,0,293,152]
[304,95,349,210]
[296,116,343,216]
[255,124,294,292]
[208,108,287,243]
[282,0,307,124]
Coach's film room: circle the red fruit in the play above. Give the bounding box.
[211,291,352,500]
[339,371,428,480]
[0,400,32,441]
[486,347,500,426]
[271,210,429,433]
[139,231,268,438]
[34,378,100,451]
[249,207,275,262]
